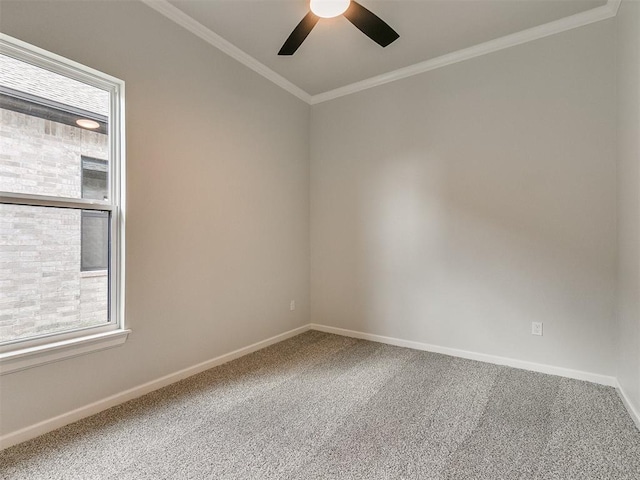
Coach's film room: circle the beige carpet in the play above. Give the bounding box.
[1,331,639,479]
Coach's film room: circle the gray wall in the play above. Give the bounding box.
[0,0,310,435]
[616,0,640,418]
[310,20,617,376]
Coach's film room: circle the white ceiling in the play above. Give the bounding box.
[164,0,608,97]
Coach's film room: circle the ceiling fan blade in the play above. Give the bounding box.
[278,11,320,55]
[343,1,399,48]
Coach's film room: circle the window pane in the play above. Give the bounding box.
[0,204,110,343]
[81,210,109,271]
[0,53,110,200]
[81,156,108,201]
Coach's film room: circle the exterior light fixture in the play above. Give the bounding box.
[310,0,350,18]
[76,118,100,129]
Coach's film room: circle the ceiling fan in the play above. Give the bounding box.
[279,0,399,55]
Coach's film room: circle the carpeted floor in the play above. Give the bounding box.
[1,331,639,479]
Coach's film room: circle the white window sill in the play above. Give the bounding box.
[0,329,131,375]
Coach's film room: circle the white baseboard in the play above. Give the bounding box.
[0,324,311,450]
[616,381,640,430]
[309,324,618,387]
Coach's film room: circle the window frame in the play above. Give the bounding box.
[0,33,128,374]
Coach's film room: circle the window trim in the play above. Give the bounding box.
[0,33,128,374]
[0,330,130,375]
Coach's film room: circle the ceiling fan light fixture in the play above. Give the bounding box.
[279,0,398,55]
[310,0,350,18]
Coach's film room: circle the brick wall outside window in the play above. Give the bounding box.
[0,108,109,341]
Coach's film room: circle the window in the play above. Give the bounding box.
[82,156,109,201]
[81,211,110,272]
[81,157,109,272]
[0,33,128,374]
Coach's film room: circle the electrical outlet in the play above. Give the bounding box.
[290,300,295,311]
[531,322,543,336]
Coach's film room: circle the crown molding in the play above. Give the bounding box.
[139,0,312,104]
[310,0,622,104]
[141,0,621,106]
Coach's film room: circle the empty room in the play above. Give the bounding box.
[1,0,639,478]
